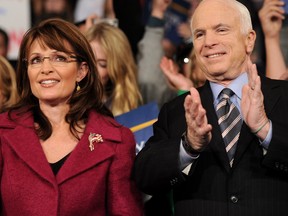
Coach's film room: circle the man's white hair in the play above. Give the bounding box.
[191,0,253,40]
[233,0,253,34]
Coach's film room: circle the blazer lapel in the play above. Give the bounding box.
[56,112,121,184]
[2,114,56,185]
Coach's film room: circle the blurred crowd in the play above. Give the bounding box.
[1,0,288,115]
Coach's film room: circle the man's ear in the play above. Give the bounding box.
[246,30,256,54]
[76,62,89,82]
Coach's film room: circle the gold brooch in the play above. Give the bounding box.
[88,133,103,151]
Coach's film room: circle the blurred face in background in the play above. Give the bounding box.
[43,0,67,13]
[89,40,109,86]
[0,34,8,57]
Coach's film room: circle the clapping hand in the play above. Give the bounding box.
[241,59,270,139]
[184,87,212,152]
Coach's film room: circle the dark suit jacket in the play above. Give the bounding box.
[0,110,143,216]
[134,75,288,216]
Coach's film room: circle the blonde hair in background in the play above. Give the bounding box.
[86,23,142,116]
[0,56,19,113]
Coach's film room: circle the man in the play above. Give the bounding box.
[133,0,288,215]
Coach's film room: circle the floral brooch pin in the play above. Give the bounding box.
[88,133,103,151]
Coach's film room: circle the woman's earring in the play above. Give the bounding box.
[76,82,81,91]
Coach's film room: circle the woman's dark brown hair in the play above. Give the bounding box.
[11,18,112,140]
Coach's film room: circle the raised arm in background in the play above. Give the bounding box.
[137,0,177,108]
[259,0,288,79]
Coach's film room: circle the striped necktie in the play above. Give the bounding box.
[216,88,242,166]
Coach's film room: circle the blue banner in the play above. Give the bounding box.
[115,102,159,154]
[164,0,191,46]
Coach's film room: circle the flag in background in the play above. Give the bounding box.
[115,102,159,154]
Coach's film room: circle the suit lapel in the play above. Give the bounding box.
[232,123,254,167]
[200,83,231,172]
[261,76,281,116]
[56,111,121,184]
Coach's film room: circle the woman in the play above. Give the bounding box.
[0,18,143,216]
[0,56,19,113]
[85,22,142,116]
